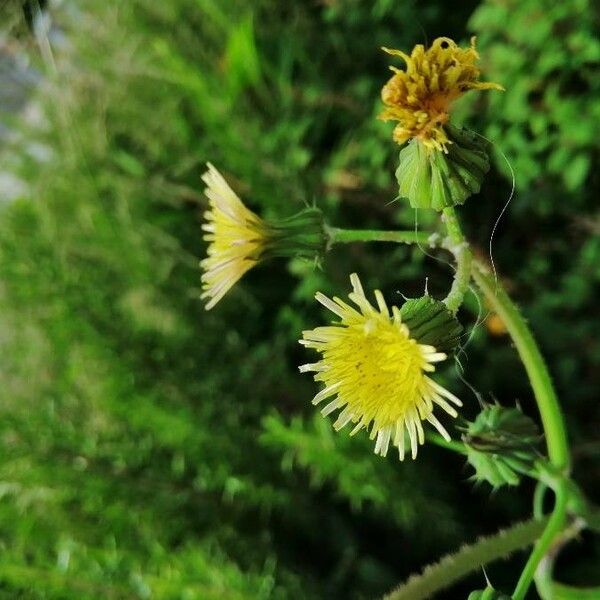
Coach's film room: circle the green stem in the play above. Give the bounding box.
[440,207,473,314]
[471,262,570,472]
[547,583,600,600]
[327,227,432,246]
[535,515,590,600]
[534,481,549,520]
[513,481,569,599]
[426,432,468,455]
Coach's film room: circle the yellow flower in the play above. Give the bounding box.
[299,274,462,459]
[200,163,266,310]
[201,164,328,310]
[379,37,503,152]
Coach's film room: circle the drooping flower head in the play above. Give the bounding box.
[379,37,503,152]
[201,163,268,310]
[201,164,327,310]
[299,274,462,459]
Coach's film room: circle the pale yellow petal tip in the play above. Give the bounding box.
[349,272,364,297]
[200,163,264,309]
[202,161,218,181]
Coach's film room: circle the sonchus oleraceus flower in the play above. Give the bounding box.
[299,274,462,460]
[379,37,503,152]
[201,163,327,310]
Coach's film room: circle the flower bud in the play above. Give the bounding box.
[462,404,542,488]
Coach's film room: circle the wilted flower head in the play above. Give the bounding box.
[299,274,462,460]
[379,37,503,152]
[201,164,328,310]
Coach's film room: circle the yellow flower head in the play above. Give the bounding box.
[379,37,503,152]
[201,163,266,310]
[299,274,462,459]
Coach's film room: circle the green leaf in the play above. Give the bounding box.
[563,154,590,191]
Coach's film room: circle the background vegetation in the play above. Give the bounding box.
[0,0,598,597]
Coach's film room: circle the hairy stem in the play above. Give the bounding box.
[327,227,432,246]
[441,207,473,314]
[384,517,548,600]
[471,262,570,472]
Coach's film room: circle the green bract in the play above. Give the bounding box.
[400,296,463,354]
[395,125,491,210]
[463,404,541,488]
[263,207,329,260]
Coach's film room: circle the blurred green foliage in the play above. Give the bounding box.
[470,0,600,194]
[0,0,598,598]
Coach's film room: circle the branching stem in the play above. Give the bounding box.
[441,207,473,314]
[327,222,582,600]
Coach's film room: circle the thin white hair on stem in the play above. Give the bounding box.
[472,131,516,288]
[413,208,454,269]
[456,283,489,353]
[454,352,485,408]
[453,284,488,408]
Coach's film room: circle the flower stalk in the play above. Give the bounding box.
[327,227,432,247]
[458,258,574,598]
[426,431,468,455]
